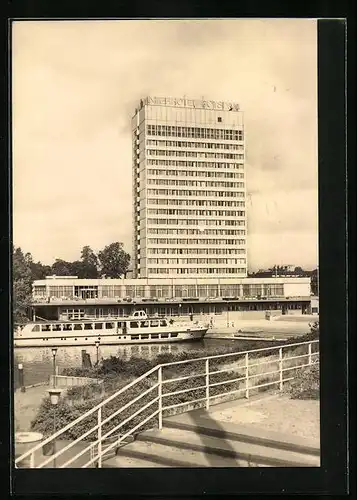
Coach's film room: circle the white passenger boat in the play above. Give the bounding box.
[14,311,208,348]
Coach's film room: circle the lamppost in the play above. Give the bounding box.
[47,388,62,468]
[95,341,100,382]
[51,348,58,388]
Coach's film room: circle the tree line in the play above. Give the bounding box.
[13,242,131,325]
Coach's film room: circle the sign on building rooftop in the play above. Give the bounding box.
[141,96,240,112]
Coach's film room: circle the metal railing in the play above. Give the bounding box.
[15,340,319,469]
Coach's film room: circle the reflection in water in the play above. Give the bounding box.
[13,339,236,388]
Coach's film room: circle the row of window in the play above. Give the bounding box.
[147,189,244,198]
[146,228,246,236]
[146,159,243,170]
[147,258,247,265]
[147,219,245,227]
[148,268,246,274]
[146,199,245,207]
[146,139,244,150]
[147,248,246,255]
[33,283,287,301]
[146,209,245,217]
[147,168,244,179]
[146,149,244,160]
[147,125,244,141]
[147,169,243,179]
[146,179,244,188]
[147,238,246,245]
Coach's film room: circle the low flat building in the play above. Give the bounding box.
[31,276,314,321]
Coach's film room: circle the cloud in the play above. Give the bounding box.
[12,19,318,269]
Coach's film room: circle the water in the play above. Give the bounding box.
[13,339,238,389]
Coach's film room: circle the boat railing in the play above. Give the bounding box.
[15,339,319,469]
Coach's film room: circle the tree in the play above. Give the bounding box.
[30,261,52,280]
[98,242,130,278]
[79,246,99,278]
[70,260,87,278]
[13,246,33,325]
[51,259,73,276]
[310,269,319,295]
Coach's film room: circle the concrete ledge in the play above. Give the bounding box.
[164,411,320,457]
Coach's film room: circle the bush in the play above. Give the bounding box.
[66,382,104,404]
[286,364,320,400]
[31,377,158,441]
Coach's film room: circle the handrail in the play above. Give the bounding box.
[15,339,319,468]
[159,340,318,366]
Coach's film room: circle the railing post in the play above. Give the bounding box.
[308,342,312,365]
[29,451,35,469]
[158,366,163,430]
[245,353,249,399]
[205,358,210,410]
[279,347,283,391]
[97,407,102,468]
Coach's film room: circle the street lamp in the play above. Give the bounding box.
[95,340,100,365]
[47,388,62,468]
[95,341,100,383]
[51,348,58,388]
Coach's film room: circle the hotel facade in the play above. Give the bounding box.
[132,96,247,279]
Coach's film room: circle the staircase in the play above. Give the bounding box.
[103,410,320,468]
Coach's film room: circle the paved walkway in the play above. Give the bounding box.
[208,393,320,442]
[14,384,50,432]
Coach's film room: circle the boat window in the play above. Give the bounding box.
[141,334,149,340]
[150,320,159,327]
[84,323,93,330]
[106,322,115,329]
[160,320,167,327]
[171,333,178,338]
[74,323,83,331]
[52,324,61,332]
[141,321,150,328]
[160,333,169,338]
[95,323,103,330]
[63,324,72,331]
[131,335,139,340]
[41,325,51,332]
[32,325,40,332]
[151,334,159,339]
[130,322,139,328]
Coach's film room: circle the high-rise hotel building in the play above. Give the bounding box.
[132,96,247,279]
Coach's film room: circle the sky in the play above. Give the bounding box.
[12,19,318,272]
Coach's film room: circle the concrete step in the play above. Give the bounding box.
[103,452,172,468]
[102,426,319,468]
[104,431,268,468]
[135,427,319,467]
[164,411,320,457]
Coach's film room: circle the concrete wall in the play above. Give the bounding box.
[284,282,311,297]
